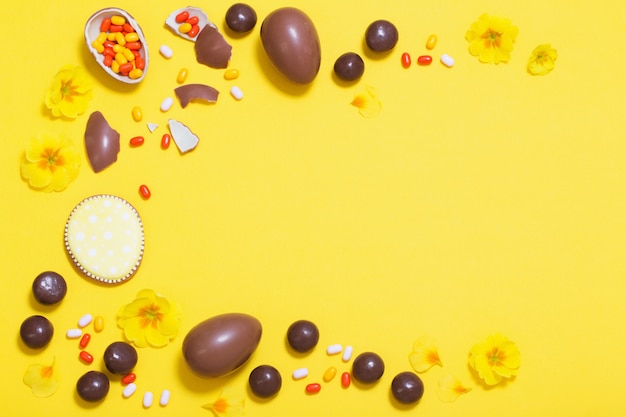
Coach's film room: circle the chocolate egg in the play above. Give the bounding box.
[260,7,321,84]
[183,313,262,377]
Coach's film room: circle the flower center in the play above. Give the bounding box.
[212,398,228,414]
[139,303,164,328]
[482,29,502,48]
[38,147,64,172]
[60,79,78,102]
[487,348,505,366]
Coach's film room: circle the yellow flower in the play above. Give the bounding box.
[436,375,472,402]
[408,335,443,372]
[20,131,81,192]
[351,85,382,118]
[23,357,59,398]
[45,65,93,118]
[527,44,558,75]
[117,289,181,348]
[202,391,245,417]
[466,13,519,64]
[468,333,520,385]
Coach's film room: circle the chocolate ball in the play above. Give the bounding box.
[249,365,282,398]
[287,320,319,353]
[225,3,257,32]
[20,315,53,349]
[352,352,384,383]
[76,371,109,402]
[365,20,398,52]
[32,271,67,305]
[391,372,424,404]
[334,52,365,81]
[103,341,137,374]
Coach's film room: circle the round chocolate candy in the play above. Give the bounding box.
[103,341,137,374]
[249,365,282,398]
[32,271,67,305]
[334,52,365,81]
[20,315,54,349]
[225,3,257,32]
[365,20,398,52]
[352,352,385,383]
[391,372,424,404]
[76,370,110,402]
[286,320,319,353]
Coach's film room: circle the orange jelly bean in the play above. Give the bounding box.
[186,16,199,26]
[123,23,135,33]
[79,333,91,348]
[100,18,111,32]
[135,57,145,70]
[175,11,189,23]
[79,351,94,364]
[401,52,411,68]
[139,184,151,199]
[305,383,321,394]
[129,136,144,147]
[341,372,351,387]
[187,24,200,38]
[161,134,171,149]
[417,55,433,65]
[121,373,137,385]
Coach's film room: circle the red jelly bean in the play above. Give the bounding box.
[79,333,91,348]
[417,55,433,66]
[79,351,94,364]
[175,11,189,23]
[305,383,321,394]
[401,52,411,68]
[341,372,351,388]
[186,16,200,26]
[123,23,135,33]
[103,40,115,49]
[119,62,134,74]
[103,55,113,67]
[129,136,144,147]
[100,17,111,32]
[121,373,137,385]
[188,24,200,38]
[135,57,145,70]
[161,134,171,149]
[139,184,151,199]
[126,41,142,50]
[109,24,123,32]
[103,47,115,57]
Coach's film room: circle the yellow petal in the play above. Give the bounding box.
[202,392,245,417]
[436,375,471,402]
[351,86,382,118]
[409,335,442,372]
[23,358,59,398]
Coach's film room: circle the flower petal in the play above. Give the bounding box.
[23,359,59,398]
[409,335,442,372]
[436,375,471,402]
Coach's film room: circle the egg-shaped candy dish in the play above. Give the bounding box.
[84,8,149,84]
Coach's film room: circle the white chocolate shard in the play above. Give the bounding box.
[168,119,199,153]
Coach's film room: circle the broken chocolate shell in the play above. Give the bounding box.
[175,84,219,108]
[194,25,232,69]
[168,119,199,153]
[84,111,120,173]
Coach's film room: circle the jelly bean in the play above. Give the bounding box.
[188,24,200,38]
[129,68,143,80]
[92,41,105,53]
[327,344,342,355]
[143,391,153,408]
[123,383,137,398]
[103,40,115,49]
[160,97,174,112]
[323,367,337,382]
[126,41,141,50]
[111,15,126,25]
[103,47,115,57]
[94,316,104,332]
[107,32,117,42]
[175,11,189,23]
[342,345,354,362]
[305,383,321,394]
[109,24,123,33]
[119,62,133,74]
[67,328,82,338]
[129,136,144,147]
[160,44,173,59]
[123,23,135,33]
[179,22,192,34]
[224,69,239,80]
[426,34,438,50]
[230,86,244,100]
[79,351,94,364]
[121,373,136,385]
[161,134,171,149]
[103,55,113,67]
[139,185,151,199]
[440,53,455,67]
[132,50,141,58]
[125,32,139,43]
[100,18,111,32]
[112,44,123,53]
[341,372,351,387]
[122,48,135,61]
[160,390,171,406]
[135,57,145,70]
[401,52,411,68]
[417,55,433,66]
[131,106,143,122]
[186,16,200,26]
[111,60,120,74]
[79,333,91,348]
[292,368,309,379]
[177,68,189,84]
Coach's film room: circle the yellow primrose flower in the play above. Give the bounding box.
[45,65,93,118]
[20,131,81,192]
[202,391,245,417]
[468,333,520,385]
[466,13,519,64]
[117,289,181,348]
[23,357,59,398]
[351,85,382,118]
[527,44,558,75]
[409,335,443,372]
[436,375,471,402]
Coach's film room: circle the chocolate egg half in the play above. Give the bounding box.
[260,7,321,84]
[183,313,262,377]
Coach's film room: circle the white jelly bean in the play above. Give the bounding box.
[78,313,93,328]
[160,389,171,406]
[123,383,137,398]
[326,343,343,355]
[160,97,174,112]
[342,345,354,362]
[143,391,153,408]
[292,367,309,379]
[159,45,173,59]
[66,328,82,338]
[440,53,455,67]
[230,86,244,100]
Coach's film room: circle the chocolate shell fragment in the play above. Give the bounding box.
[84,111,120,173]
[174,84,219,108]
[194,25,232,69]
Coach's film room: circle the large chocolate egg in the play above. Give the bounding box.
[260,7,321,84]
[183,313,262,377]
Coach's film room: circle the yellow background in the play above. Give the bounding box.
[2,0,625,416]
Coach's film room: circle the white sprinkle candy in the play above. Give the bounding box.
[160,389,171,406]
[326,343,343,355]
[159,44,173,59]
[230,86,244,100]
[143,391,154,408]
[342,345,354,362]
[160,97,174,112]
[292,367,309,379]
[66,328,82,339]
[122,383,137,398]
[78,313,93,328]
[440,53,455,68]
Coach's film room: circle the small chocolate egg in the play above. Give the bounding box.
[226,3,257,33]
[183,313,262,377]
[20,315,54,349]
[391,371,424,404]
[103,341,137,374]
[32,271,67,305]
[365,20,398,52]
[249,365,282,398]
[286,320,319,353]
[76,371,109,402]
[260,7,321,84]
[352,351,385,383]
[334,52,365,81]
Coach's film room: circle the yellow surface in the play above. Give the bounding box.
[2,0,625,416]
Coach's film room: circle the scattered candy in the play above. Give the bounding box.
[440,53,455,67]
[159,45,173,59]
[342,345,354,362]
[122,382,137,398]
[129,136,145,147]
[79,351,94,364]
[143,391,153,408]
[139,184,151,199]
[341,371,351,387]
[94,316,104,332]
[121,373,136,385]
[79,333,91,348]
[323,366,337,382]
[426,34,438,50]
[67,328,82,339]
[305,383,321,394]
[161,134,171,149]
[230,86,244,100]
[131,106,143,122]
[177,68,189,84]
[292,367,309,380]
[160,97,174,112]
[160,389,171,406]
[401,52,411,68]
[224,69,240,80]
[326,343,342,355]
[417,55,433,66]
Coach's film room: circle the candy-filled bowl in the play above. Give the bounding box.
[84,8,149,84]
